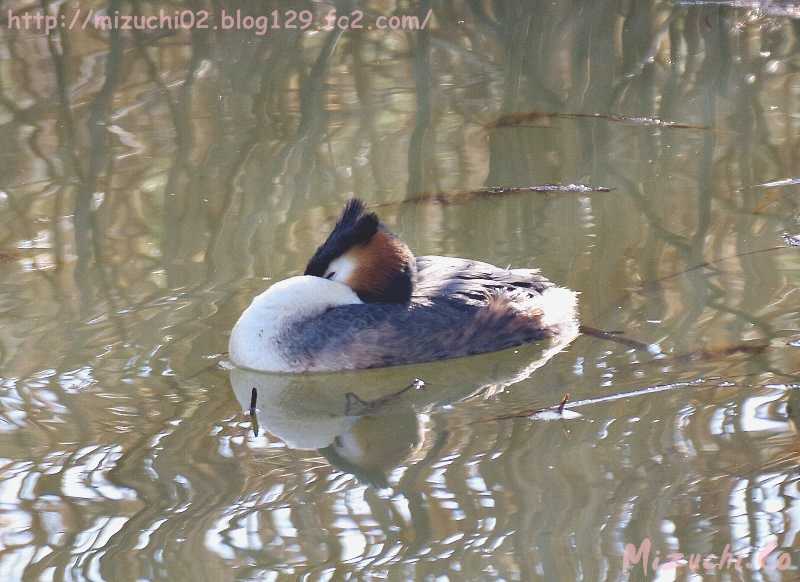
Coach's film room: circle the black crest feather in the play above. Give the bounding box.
[305,199,380,277]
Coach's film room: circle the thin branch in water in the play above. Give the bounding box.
[476,367,800,425]
[579,325,652,351]
[755,177,800,189]
[475,392,576,423]
[487,111,710,130]
[557,393,570,414]
[373,184,613,209]
[636,245,790,290]
[478,184,613,194]
[344,378,425,416]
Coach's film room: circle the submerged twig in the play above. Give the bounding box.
[755,177,800,189]
[477,184,613,194]
[579,325,652,351]
[373,184,613,209]
[476,392,576,423]
[488,111,710,130]
[344,378,425,416]
[637,245,790,289]
[477,367,800,425]
[580,321,771,371]
[557,393,570,414]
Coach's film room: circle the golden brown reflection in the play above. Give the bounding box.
[0,0,799,579]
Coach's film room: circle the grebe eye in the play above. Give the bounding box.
[325,272,336,279]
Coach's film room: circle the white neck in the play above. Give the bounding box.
[229,275,362,371]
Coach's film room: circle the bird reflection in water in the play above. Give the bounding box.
[228,325,578,487]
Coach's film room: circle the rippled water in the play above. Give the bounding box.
[1,0,799,580]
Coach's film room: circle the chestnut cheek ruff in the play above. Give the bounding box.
[347,232,416,304]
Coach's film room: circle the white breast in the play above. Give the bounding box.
[228,275,362,372]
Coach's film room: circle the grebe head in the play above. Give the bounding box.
[305,199,416,303]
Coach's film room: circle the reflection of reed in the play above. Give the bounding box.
[0,0,799,579]
[407,0,432,196]
[44,0,128,345]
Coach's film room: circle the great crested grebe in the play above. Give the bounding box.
[229,199,578,372]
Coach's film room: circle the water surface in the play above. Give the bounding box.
[1,1,799,580]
